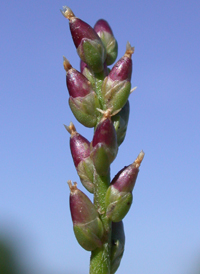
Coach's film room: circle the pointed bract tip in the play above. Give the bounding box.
[134,150,145,167]
[130,86,137,94]
[67,180,78,193]
[63,56,72,72]
[60,6,75,19]
[125,41,135,58]
[64,122,76,135]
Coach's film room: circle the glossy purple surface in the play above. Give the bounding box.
[66,68,92,98]
[109,56,132,82]
[94,19,113,35]
[111,163,139,192]
[70,188,93,224]
[70,133,90,167]
[92,118,117,148]
[69,17,101,48]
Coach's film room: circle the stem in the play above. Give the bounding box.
[90,170,112,274]
[90,68,112,274]
[94,70,106,110]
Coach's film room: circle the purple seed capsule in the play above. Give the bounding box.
[61,6,106,73]
[68,181,104,251]
[91,109,118,175]
[110,150,144,193]
[63,57,100,128]
[65,122,90,167]
[94,19,118,66]
[101,42,134,112]
[105,151,144,222]
[108,42,134,82]
[65,123,94,193]
[63,57,93,98]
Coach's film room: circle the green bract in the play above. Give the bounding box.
[101,78,131,113]
[79,39,106,73]
[69,92,100,128]
[77,157,95,193]
[112,100,130,146]
[105,187,133,222]
[111,221,125,274]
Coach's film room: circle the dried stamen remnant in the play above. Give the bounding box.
[60,6,75,19]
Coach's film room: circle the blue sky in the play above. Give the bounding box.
[0,0,200,273]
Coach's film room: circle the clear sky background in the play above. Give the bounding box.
[1,0,200,273]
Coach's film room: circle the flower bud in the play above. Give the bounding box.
[68,181,104,251]
[105,151,144,222]
[61,6,106,73]
[64,57,92,98]
[65,123,94,193]
[90,109,118,175]
[94,19,118,66]
[111,100,130,146]
[101,42,134,112]
[111,221,125,274]
[63,57,100,128]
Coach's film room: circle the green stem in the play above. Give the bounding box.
[89,67,112,274]
[90,170,111,274]
[94,70,106,110]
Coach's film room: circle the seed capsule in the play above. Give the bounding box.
[63,57,100,127]
[101,42,134,112]
[94,19,118,66]
[61,6,106,73]
[68,181,104,251]
[105,151,144,222]
[90,109,118,175]
[65,123,94,193]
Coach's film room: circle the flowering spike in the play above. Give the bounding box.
[68,181,104,251]
[94,19,118,66]
[65,123,94,193]
[105,151,144,222]
[61,6,145,272]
